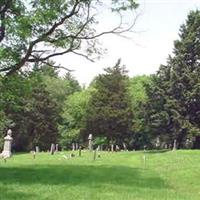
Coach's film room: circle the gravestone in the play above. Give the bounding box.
[185,138,192,149]
[55,144,59,152]
[116,145,120,152]
[88,134,93,152]
[50,143,55,155]
[72,143,75,151]
[111,144,114,152]
[75,143,79,150]
[35,146,39,153]
[0,129,13,158]
[155,137,160,149]
[173,139,177,151]
[123,142,127,151]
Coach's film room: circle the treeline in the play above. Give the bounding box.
[1,10,200,151]
[0,66,81,151]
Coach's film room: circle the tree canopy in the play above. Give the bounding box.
[0,0,138,75]
[145,10,200,148]
[85,60,133,147]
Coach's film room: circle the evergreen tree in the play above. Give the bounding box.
[64,72,81,94]
[146,10,200,148]
[85,60,133,147]
[1,73,60,151]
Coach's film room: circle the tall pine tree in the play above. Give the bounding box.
[146,10,200,148]
[85,60,133,148]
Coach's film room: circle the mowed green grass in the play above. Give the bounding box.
[0,150,200,200]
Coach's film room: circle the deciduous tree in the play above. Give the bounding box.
[0,0,138,75]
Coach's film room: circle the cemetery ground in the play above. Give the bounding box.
[0,150,200,200]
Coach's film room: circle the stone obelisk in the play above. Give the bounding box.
[0,129,13,158]
[88,134,93,152]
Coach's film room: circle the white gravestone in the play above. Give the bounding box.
[55,144,59,152]
[173,139,177,151]
[35,146,39,153]
[75,143,79,150]
[155,137,160,148]
[88,134,93,152]
[111,144,114,152]
[0,129,13,158]
[72,143,75,151]
[50,143,55,155]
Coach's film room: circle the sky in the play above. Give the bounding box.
[56,0,200,86]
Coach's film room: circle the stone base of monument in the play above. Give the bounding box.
[0,150,12,159]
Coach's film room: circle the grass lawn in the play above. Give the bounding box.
[0,150,200,200]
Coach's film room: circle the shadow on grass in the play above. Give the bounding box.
[145,149,171,154]
[0,165,168,191]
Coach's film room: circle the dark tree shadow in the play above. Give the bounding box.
[0,165,168,190]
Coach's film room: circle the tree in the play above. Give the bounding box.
[59,88,92,148]
[0,73,60,151]
[64,72,81,94]
[146,10,200,148]
[128,75,152,149]
[31,65,81,112]
[85,60,133,147]
[0,0,138,75]
[23,81,60,151]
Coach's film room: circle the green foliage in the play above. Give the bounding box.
[0,73,60,151]
[33,65,81,112]
[93,136,108,146]
[129,75,151,106]
[146,10,200,148]
[59,89,92,147]
[111,0,139,12]
[0,63,82,151]
[43,76,74,108]
[128,75,152,149]
[0,0,138,74]
[85,60,133,145]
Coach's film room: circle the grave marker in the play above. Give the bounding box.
[35,146,39,153]
[88,134,93,152]
[0,129,13,159]
[55,144,59,152]
[50,143,55,155]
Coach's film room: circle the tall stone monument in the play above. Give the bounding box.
[0,129,13,158]
[35,146,40,153]
[55,144,59,152]
[173,139,177,151]
[50,143,55,155]
[72,143,75,151]
[88,134,93,152]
